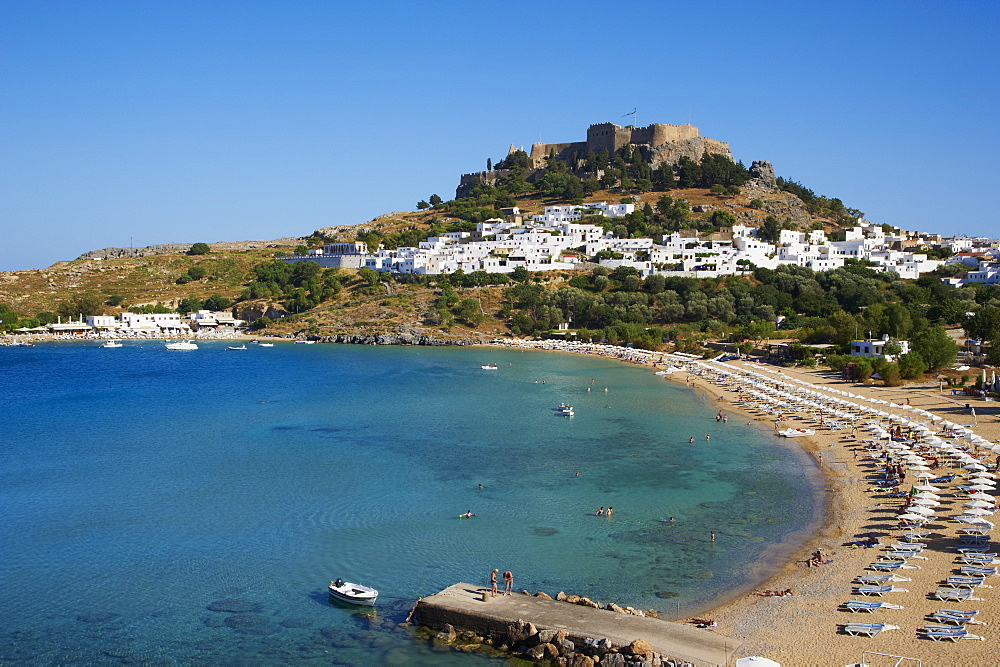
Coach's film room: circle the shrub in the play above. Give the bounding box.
[188,243,211,255]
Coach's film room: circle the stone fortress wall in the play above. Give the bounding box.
[457,121,733,198]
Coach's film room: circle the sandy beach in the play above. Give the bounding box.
[491,339,999,665]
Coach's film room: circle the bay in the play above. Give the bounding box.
[0,341,822,664]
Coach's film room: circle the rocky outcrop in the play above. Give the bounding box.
[316,331,471,346]
[747,160,777,189]
[77,238,301,260]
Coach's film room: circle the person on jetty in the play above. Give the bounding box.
[503,570,513,595]
[490,569,499,597]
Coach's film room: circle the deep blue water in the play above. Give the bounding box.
[0,342,822,664]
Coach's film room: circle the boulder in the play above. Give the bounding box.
[601,653,626,667]
[541,643,560,659]
[506,620,536,645]
[565,594,581,604]
[749,160,776,187]
[557,638,576,656]
[534,591,553,600]
[626,639,654,658]
[434,624,456,644]
[537,629,558,644]
[556,591,568,601]
[570,655,596,667]
[525,645,546,660]
[608,603,626,613]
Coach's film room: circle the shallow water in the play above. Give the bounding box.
[0,342,822,663]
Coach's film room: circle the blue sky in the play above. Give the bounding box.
[2,1,997,271]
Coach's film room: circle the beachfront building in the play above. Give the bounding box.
[850,337,910,362]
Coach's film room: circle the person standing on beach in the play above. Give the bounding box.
[490,569,499,597]
[503,570,513,595]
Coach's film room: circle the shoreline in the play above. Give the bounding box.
[483,339,1000,663]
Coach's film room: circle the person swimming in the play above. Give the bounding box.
[460,510,475,518]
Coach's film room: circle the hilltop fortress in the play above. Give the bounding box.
[458,121,732,198]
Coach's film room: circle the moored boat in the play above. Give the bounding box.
[227,345,247,350]
[328,579,378,606]
[779,428,815,438]
[259,343,275,347]
[165,340,198,351]
[481,364,498,370]
[101,340,123,348]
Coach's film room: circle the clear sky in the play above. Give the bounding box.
[2,1,997,271]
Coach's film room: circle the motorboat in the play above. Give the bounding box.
[779,428,815,438]
[328,579,378,606]
[227,345,247,351]
[481,364,498,370]
[556,404,574,417]
[294,340,316,344]
[259,343,275,347]
[165,340,198,351]
[101,340,123,348]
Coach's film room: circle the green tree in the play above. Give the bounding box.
[416,200,429,210]
[187,265,207,280]
[429,194,443,207]
[56,294,104,318]
[910,326,958,371]
[204,294,231,311]
[188,243,211,255]
[897,351,928,379]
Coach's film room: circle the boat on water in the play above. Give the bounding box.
[101,340,123,348]
[259,343,275,348]
[227,345,247,351]
[165,340,199,351]
[779,428,815,438]
[556,404,574,417]
[294,340,316,344]
[481,364,498,370]
[328,579,378,606]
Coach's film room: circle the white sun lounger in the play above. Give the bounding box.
[857,573,911,585]
[923,627,985,642]
[844,600,903,613]
[843,622,900,637]
[960,565,998,577]
[856,585,909,597]
[934,587,982,602]
[931,610,987,626]
[945,575,992,589]
[869,561,919,571]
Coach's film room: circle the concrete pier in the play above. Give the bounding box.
[413,583,738,666]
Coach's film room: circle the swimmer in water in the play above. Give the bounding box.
[461,510,475,518]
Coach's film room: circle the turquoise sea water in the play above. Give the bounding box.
[0,342,822,664]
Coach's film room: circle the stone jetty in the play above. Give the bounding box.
[413,583,736,666]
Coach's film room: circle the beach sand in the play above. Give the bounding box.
[491,340,998,665]
[681,363,999,665]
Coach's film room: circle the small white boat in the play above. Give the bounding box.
[227,345,247,351]
[328,579,378,606]
[165,340,198,351]
[556,404,574,417]
[101,340,123,348]
[294,340,316,345]
[259,343,275,348]
[481,364,498,370]
[779,428,815,438]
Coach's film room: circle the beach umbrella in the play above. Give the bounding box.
[966,500,995,508]
[915,484,942,492]
[914,492,941,500]
[736,658,781,667]
[968,492,995,501]
[966,484,997,491]
[964,464,989,472]
[908,465,932,471]
[971,472,997,479]
[913,472,935,479]
[964,508,994,516]
[907,505,936,515]
[897,513,930,523]
[911,498,940,507]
